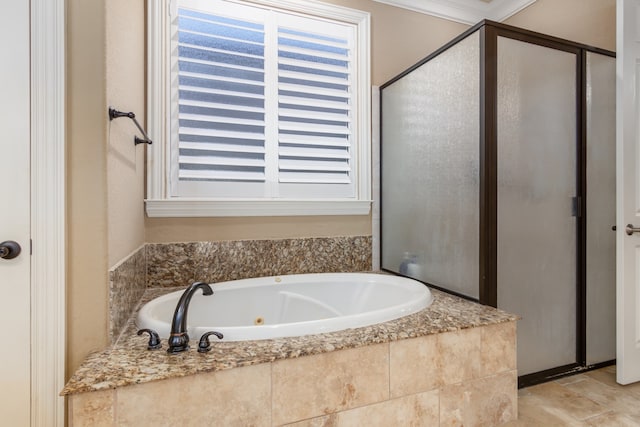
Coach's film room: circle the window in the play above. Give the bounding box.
[147,0,371,217]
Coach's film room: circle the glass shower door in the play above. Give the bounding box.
[496,37,578,376]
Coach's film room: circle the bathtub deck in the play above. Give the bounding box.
[62,285,517,396]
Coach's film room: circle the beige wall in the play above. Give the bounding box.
[106,0,146,265]
[67,0,146,376]
[145,215,372,243]
[505,0,615,51]
[66,0,109,375]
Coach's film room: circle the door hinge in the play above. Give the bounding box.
[30,239,33,255]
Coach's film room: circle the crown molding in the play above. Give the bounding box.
[372,0,537,25]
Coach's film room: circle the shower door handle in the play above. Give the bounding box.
[625,224,640,235]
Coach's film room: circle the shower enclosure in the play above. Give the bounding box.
[380,21,615,386]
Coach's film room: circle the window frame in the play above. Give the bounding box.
[146,0,371,217]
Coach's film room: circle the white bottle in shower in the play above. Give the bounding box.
[399,252,421,278]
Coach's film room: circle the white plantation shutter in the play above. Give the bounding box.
[277,24,353,186]
[171,1,358,199]
[147,0,370,214]
[174,6,268,195]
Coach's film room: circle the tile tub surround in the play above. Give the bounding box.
[65,287,517,394]
[67,305,517,426]
[145,236,372,287]
[65,285,518,425]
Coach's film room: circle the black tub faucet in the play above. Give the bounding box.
[167,282,213,354]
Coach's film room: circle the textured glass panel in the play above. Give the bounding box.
[586,52,616,365]
[381,32,480,298]
[496,37,577,375]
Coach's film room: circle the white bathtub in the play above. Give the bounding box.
[136,273,433,342]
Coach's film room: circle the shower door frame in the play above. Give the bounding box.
[479,22,615,388]
[379,20,616,388]
[481,24,587,387]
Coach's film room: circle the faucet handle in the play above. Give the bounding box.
[137,328,162,350]
[198,331,224,353]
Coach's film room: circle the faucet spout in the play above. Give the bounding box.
[167,282,213,353]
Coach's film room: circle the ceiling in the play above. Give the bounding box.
[372,0,537,24]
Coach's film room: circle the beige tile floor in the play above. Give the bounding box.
[504,365,640,426]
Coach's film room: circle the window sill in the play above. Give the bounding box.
[145,199,372,217]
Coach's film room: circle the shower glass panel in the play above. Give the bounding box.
[496,37,577,376]
[586,52,616,365]
[381,32,480,298]
[380,20,616,384]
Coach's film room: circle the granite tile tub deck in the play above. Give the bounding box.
[63,285,518,396]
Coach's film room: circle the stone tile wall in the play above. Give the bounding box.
[145,236,372,287]
[108,245,146,344]
[108,236,372,344]
[69,321,517,426]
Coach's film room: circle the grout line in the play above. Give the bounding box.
[387,341,391,399]
[270,362,274,427]
[112,389,118,425]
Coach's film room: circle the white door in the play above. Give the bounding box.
[617,0,640,385]
[0,0,32,423]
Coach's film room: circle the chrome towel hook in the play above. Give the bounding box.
[108,107,152,145]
